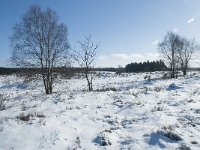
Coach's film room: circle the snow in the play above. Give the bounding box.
[0,71,200,149]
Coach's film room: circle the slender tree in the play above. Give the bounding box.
[76,35,99,91]
[158,32,183,78]
[10,5,70,94]
[178,38,199,75]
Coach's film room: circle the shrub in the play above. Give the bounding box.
[93,132,111,146]
[157,130,182,141]
[17,112,45,122]
[17,113,33,121]
[96,87,117,92]
[0,94,5,111]
[176,143,191,150]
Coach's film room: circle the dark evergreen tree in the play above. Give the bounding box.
[125,60,168,72]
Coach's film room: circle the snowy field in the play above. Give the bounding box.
[0,71,200,150]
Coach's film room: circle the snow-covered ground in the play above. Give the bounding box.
[0,71,200,150]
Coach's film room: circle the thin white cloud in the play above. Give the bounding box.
[96,53,159,67]
[153,40,159,46]
[111,54,130,60]
[188,18,194,24]
[96,53,200,68]
[173,28,178,32]
[146,53,159,58]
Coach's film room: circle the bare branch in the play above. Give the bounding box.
[75,35,99,91]
[10,5,70,94]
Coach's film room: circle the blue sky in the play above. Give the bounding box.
[1,0,200,67]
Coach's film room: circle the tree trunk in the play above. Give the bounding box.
[181,62,187,76]
[90,73,93,91]
[43,78,52,94]
[183,68,187,76]
[171,67,175,78]
[183,63,188,76]
[85,67,93,91]
[49,82,53,94]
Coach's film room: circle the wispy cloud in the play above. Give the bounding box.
[96,53,200,68]
[173,28,178,32]
[188,18,194,24]
[96,53,159,67]
[153,40,159,46]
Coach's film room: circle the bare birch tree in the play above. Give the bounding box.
[178,38,199,75]
[10,5,70,94]
[158,32,183,78]
[76,35,98,91]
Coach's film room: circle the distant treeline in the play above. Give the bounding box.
[0,67,78,76]
[1,64,199,76]
[0,67,19,75]
[0,67,120,76]
[125,60,168,72]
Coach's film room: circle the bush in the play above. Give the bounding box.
[157,130,182,141]
[176,143,191,150]
[17,113,33,121]
[162,73,171,79]
[93,132,111,146]
[95,87,117,92]
[17,112,45,122]
[0,94,5,111]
